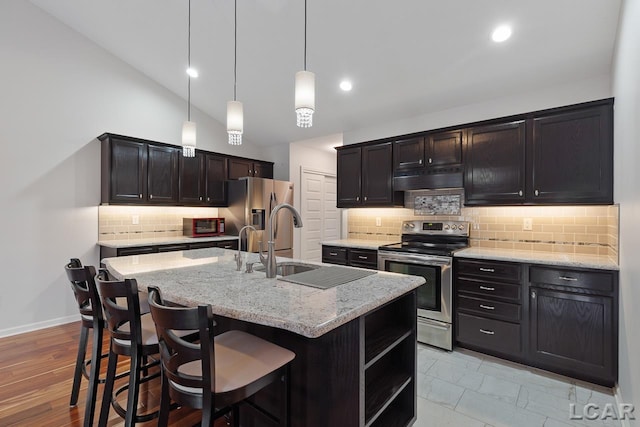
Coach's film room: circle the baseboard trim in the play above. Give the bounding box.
[0,315,79,338]
[614,384,634,427]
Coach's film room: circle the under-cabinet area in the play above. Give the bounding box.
[454,256,618,387]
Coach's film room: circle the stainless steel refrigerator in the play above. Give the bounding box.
[220,177,294,257]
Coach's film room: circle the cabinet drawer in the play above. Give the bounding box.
[188,241,217,250]
[118,246,155,256]
[157,244,189,252]
[322,246,348,265]
[456,259,521,282]
[457,277,521,301]
[457,295,521,322]
[216,240,238,250]
[530,266,614,293]
[457,313,521,357]
[348,249,378,267]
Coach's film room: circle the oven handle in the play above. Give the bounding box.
[378,253,452,267]
[418,317,451,331]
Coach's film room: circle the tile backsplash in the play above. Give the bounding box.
[347,204,619,260]
[98,206,220,241]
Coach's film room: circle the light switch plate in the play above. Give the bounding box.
[376,217,382,227]
[132,215,139,225]
[523,218,533,231]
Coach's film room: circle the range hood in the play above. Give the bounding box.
[393,170,463,191]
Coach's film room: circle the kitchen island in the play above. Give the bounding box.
[103,248,424,427]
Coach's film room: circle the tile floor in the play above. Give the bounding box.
[413,344,622,427]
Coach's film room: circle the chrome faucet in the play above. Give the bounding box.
[259,203,303,278]
[236,225,257,271]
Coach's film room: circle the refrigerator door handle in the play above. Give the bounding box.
[272,192,279,238]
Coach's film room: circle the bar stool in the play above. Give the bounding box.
[64,258,106,427]
[147,286,295,427]
[95,270,163,427]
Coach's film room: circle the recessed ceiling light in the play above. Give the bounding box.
[186,67,199,78]
[491,25,512,43]
[339,80,353,92]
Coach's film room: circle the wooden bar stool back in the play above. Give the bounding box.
[95,270,161,427]
[147,286,295,427]
[64,258,105,427]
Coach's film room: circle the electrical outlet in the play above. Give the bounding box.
[376,217,382,227]
[523,218,533,231]
[132,215,139,225]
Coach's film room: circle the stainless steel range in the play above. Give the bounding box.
[378,220,469,350]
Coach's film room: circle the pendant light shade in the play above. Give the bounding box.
[295,70,315,128]
[295,0,314,128]
[182,0,196,157]
[227,100,243,145]
[182,120,196,157]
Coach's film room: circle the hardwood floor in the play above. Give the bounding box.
[0,321,227,426]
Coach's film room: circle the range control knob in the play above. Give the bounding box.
[444,225,450,230]
[458,224,465,230]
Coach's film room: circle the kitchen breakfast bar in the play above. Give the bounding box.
[103,247,424,427]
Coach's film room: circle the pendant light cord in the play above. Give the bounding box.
[304,0,307,71]
[234,0,237,101]
[187,0,192,121]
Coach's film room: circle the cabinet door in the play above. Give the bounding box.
[179,151,205,205]
[531,104,613,204]
[464,121,526,205]
[228,158,253,180]
[147,144,179,204]
[362,142,394,205]
[337,147,362,207]
[393,137,425,172]
[109,138,146,203]
[529,287,615,384]
[253,162,273,179]
[427,130,463,170]
[205,154,227,205]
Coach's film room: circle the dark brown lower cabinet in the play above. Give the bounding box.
[322,245,378,270]
[528,272,617,386]
[455,258,618,387]
[100,239,238,259]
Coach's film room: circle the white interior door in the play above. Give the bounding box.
[300,169,339,262]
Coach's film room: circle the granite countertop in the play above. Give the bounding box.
[455,247,619,271]
[102,248,424,338]
[321,239,388,250]
[98,235,238,249]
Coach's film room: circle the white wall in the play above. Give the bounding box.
[0,1,268,336]
[289,136,340,258]
[612,0,640,421]
[343,75,612,144]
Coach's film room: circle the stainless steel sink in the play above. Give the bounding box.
[254,262,320,276]
[254,262,376,289]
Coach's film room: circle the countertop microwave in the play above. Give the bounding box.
[183,217,225,237]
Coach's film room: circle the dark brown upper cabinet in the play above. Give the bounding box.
[228,158,274,180]
[101,135,178,205]
[179,151,205,205]
[146,144,179,204]
[464,121,527,205]
[337,143,403,208]
[427,130,463,171]
[204,153,228,205]
[530,103,613,204]
[393,137,425,172]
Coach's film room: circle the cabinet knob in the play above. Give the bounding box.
[139,194,142,199]
[248,169,252,174]
[356,196,360,201]
[418,159,423,165]
[518,190,523,197]
[199,196,203,201]
[207,197,211,202]
[149,194,153,200]
[428,158,433,164]
[534,189,539,196]
[531,290,536,299]
[364,196,367,201]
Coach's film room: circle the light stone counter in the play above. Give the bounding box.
[102,248,424,338]
[98,235,238,249]
[321,239,386,250]
[455,247,619,271]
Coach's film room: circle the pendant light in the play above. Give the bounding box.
[295,0,314,128]
[227,0,243,145]
[182,0,196,157]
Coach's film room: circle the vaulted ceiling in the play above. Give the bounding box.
[30,0,622,146]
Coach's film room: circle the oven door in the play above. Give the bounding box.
[378,251,452,324]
